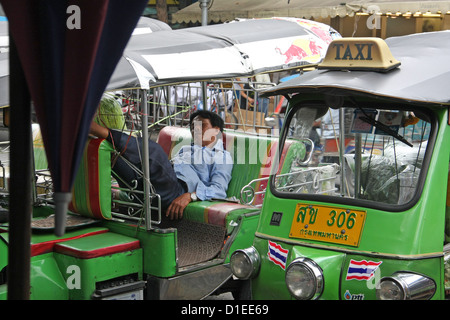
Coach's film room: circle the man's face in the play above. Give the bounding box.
[190,116,220,147]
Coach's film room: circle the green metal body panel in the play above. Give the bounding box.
[102,220,177,277]
[29,253,69,300]
[0,233,7,272]
[0,253,69,300]
[225,212,260,263]
[54,249,142,300]
[0,224,143,300]
[252,236,444,300]
[103,211,260,277]
[225,208,260,234]
[252,237,345,300]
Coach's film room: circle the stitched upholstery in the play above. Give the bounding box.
[69,138,114,220]
[32,124,114,220]
[54,232,140,259]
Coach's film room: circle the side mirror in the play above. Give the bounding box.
[298,138,314,166]
[264,116,276,127]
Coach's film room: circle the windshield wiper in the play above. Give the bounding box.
[359,115,413,147]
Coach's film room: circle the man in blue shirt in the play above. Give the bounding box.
[90,110,233,221]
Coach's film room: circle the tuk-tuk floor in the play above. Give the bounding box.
[172,219,227,268]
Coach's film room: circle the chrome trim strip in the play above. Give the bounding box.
[255,232,443,260]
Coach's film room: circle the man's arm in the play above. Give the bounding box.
[174,152,233,201]
[165,162,231,220]
[167,146,233,220]
[195,164,232,200]
[90,122,109,139]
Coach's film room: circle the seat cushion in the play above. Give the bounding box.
[30,228,109,257]
[183,201,258,228]
[54,232,140,259]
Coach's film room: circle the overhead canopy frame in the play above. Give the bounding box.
[172,0,450,24]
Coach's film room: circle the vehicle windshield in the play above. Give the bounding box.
[273,103,433,208]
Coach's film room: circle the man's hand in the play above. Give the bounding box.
[166,193,192,220]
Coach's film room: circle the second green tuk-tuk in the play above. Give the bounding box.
[230,32,450,300]
[0,17,339,300]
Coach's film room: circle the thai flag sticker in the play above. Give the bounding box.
[346,259,383,281]
[268,241,289,270]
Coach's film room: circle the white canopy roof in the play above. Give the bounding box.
[107,18,339,90]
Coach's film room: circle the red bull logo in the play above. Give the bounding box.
[276,44,308,63]
[276,38,323,64]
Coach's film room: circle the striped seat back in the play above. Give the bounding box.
[69,138,114,220]
[32,123,48,170]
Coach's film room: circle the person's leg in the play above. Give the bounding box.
[107,129,185,210]
[258,97,269,116]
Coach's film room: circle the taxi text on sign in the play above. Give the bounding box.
[318,37,400,72]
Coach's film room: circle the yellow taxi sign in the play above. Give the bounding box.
[318,38,401,72]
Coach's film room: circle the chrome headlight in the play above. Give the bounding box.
[376,272,436,300]
[230,247,260,280]
[285,257,324,300]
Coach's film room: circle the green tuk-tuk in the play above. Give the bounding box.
[230,32,450,300]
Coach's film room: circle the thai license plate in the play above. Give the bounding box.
[289,203,366,247]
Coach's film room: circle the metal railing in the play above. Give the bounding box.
[240,163,339,207]
[115,78,284,137]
